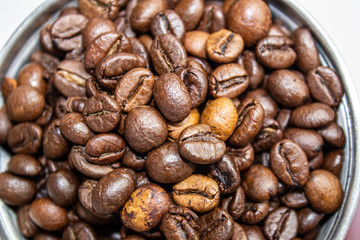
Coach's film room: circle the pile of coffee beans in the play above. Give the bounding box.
[0,0,346,239]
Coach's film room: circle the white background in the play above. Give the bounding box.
[0,0,359,239]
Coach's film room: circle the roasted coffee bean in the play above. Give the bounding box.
[121,183,170,232]
[151,9,186,41]
[78,179,98,214]
[220,185,246,220]
[197,4,225,33]
[130,37,151,68]
[305,169,343,214]
[47,159,71,174]
[146,142,196,183]
[237,50,264,90]
[65,97,87,113]
[75,201,115,226]
[269,197,281,213]
[135,172,151,188]
[172,174,220,212]
[92,168,136,215]
[29,198,68,231]
[297,207,324,235]
[60,113,94,145]
[17,205,39,238]
[161,206,200,240]
[33,232,61,240]
[55,96,68,119]
[178,124,226,164]
[201,97,238,141]
[318,122,345,148]
[268,24,287,37]
[50,14,88,52]
[7,154,42,177]
[43,119,70,159]
[209,63,249,99]
[267,69,310,108]
[82,16,116,47]
[8,122,43,155]
[35,104,53,127]
[206,29,244,63]
[227,144,255,172]
[123,236,146,240]
[1,77,17,100]
[243,225,266,240]
[174,0,204,31]
[208,153,241,195]
[184,31,209,59]
[122,147,147,171]
[322,149,344,177]
[263,207,298,240]
[188,56,212,76]
[254,152,270,167]
[53,60,91,97]
[78,0,120,20]
[168,108,200,142]
[114,68,155,112]
[0,172,36,206]
[40,24,57,54]
[276,108,292,130]
[227,0,271,46]
[280,189,308,209]
[309,151,324,171]
[270,139,309,187]
[293,27,321,73]
[84,31,132,73]
[62,221,97,240]
[291,103,336,128]
[241,200,269,224]
[6,85,45,122]
[150,34,188,75]
[0,106,13,144]
[230,98,265,147]
[242,164,278,202]
[232,223,248,240]
[17,63,47,95]
[253,118,283,153]
[124,106,168,153]
[199,208,234,240]
[138,34,153,52]
[243,89,278,119]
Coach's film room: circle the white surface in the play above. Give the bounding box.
[0,0,359,239]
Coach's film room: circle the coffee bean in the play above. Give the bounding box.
[151,9,186,41]
[17,205,39,238]
[82,16,116,47]
[227,144,255,172]
[122,147,147,171]
[62,221,97,240]
[60,113,94,145]
[130,37,151,68]
[276,108,292,130]
[242,89,278,119]
[237,50,265,89]
[197,4,225,33]
[1,77,17,100]
[297,207,324,235]
[78,0,120,20]
[243,224,266,240]
[241,200,269,224]
[43,119,70,159]
[309,150,324,171]
[184,31,209,59]
[168,108,200,142]
[199,208,234,240]
[220,185,246,220]
[322,149,344,177]
[8,122,43,155]
[280,189,308,209]
[291,103,336,128]
[317,122,345,148]
[174,0,204,31]
[253,118,283,153]
[231,223,248,240]
[7,154,42,177]
[17,63,47,95]
[263,207,298,240]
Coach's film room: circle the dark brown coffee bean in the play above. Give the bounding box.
[308,150,324,171]
[227,144,254,172]
[243,89,278,119]
[267,24,287,37]
[29,198,68,231]
[121,183,170,232]
[17,205,39,238]
[47,159,71,174]
[242,164,278,202]
[0,172,36,206]
[135,172,151,188]
[322,149,344,177]
[263,207,298,240]
[231,223,248,240]
[270,139,309,187]
[280,189,308,209]
[6,85,45,122]
[0,106,13,145]
[8,122,43,155]
[53,60,91,97]
[151,9,186,41]
[293,28,321,73]
[92,168,136,215]
[178,124,226,164]
[35,104,53,127]
[254,152,270,168]
[138,34,153,52]
[317,122,345,148]
[276,108,292,130]
[241,200,269,224]
[220,185,246,220]
[267,69,310,108]
[174,0,204,31]
[209,63,248,99]
[130,37,151,68]
[124,106,168,153]
[55,96,67,119]
[1,77,17,100]
[115,68,155,112]
[305,169,343,214]
[78,179,98,213]
[290,103,336,128]
[161,206,200,240]
[237,51,265,90]
[65,97,87,113]
[242,225,266,240]
[123,236,146,240]
[60,113,94,145]
[199,208,234,240]
[122,147,147,171]
[297,207,324,235]
[253,118,283,153]
[230,98,265,147]
[227,0,271,46]
[7,154,42,177]
[206,29,244,63]
[17,63,47,95]
[150,34,188,75]
[50,14,88,52]
[62,221,97,240]
[43,119,70,159]
[82,16,116,47]
[197,4,225,33]
[78,0,120,20]
[46,169,79,207]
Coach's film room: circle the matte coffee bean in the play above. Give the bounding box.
[60,113,94,145]
[264,207,298,240]
[29,198,68,231]
[241,200,269,224]
[280,189,308,209]
[253,118,283,153]
[238,50,265,89]
[197,4,225,33]
[317,122,345,148]
[17,63,47,95]
[172,174,220,212]
[1,77,17,100]
[243,89,278,119]
[304,170,343,214]
[43,119,70,159]
[62,221,97,240]
[122,147,147,171]
[124,106,168,153]
[82,16,116,47]
[8,122,43,155]
[17,205,39,238]
[146,142,196,183]
[150,34,188,75]
[151,9,186,41]
[78,0,120,20]
[174,0,205,31]
[121,183,170,232]
[297,207,324,235]
[199,208,234,240]
[0,172,36,206]
[168,108,200,142]
[184,31,209,59]
[227,144,255,172]
[220,185,246,220]
[242,164,278,202]
[291,103,336,128]
[322,149,344,177]
[178,124,226,164]
[161,206,200,240]
[7,154,42,177]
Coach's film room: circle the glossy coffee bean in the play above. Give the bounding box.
[232,223,248,240]
[78,0,120,20]
[220,185,246,220]
[130,37,151,68]
[7,154,42,177]
[227,144,255,172]
[43,119,70,159]
[17,205,39,238]
[199,208,234,240]
[8,122,43,155]
[243,89,278,119]
[168,108,200,142]
[122,147,147,171]
[174,0,204,31]
[78,179,98,214]
[75,201,115,226]
[197,4,225,33]
[322,149,344,177]
[172,174,220,212]
[270,139,309,186]
[242,164,278,202]
[92,168,136,215]
[308,150,324,171]
[263,207,298,240]
[317,121,345,148]
[184,31,209,59]
[146,142,195,183]
[161,206,200,240]
[305,169,343,214]
[65,97,87,113]
[290,103,336,128]
[178,124,226,164]
[280,189,308,209]
[297,207,324,235]
[276,108,292,130]
[242,225,266,240]
[151,9,186,42]
[60,113,94,145]
[124,106,168,153]
[29,198,68,231]
[253,118,283,153]
[17,63,47,95]
[1,77,17,100]
[121,183,170,232]
[241,200,269,224]
[227,0,271,46]
[82,16,116,47]
[62,221,97,240]
[209,63,249,99]
[238,50,265,89]
[200,97,238,141]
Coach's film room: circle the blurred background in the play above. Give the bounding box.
[0,0,359,239]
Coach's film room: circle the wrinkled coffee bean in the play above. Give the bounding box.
[199,208,234,240]
[220,185,246,220]
[253,118,283,153]
[60,113,94,145]
[280,189,308,209]
[263,207,298,240]
[241,200,269,224]
[227,144,255,172]
[17,205,39,238]
[8,122,43,155]
[78,0,120,20]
